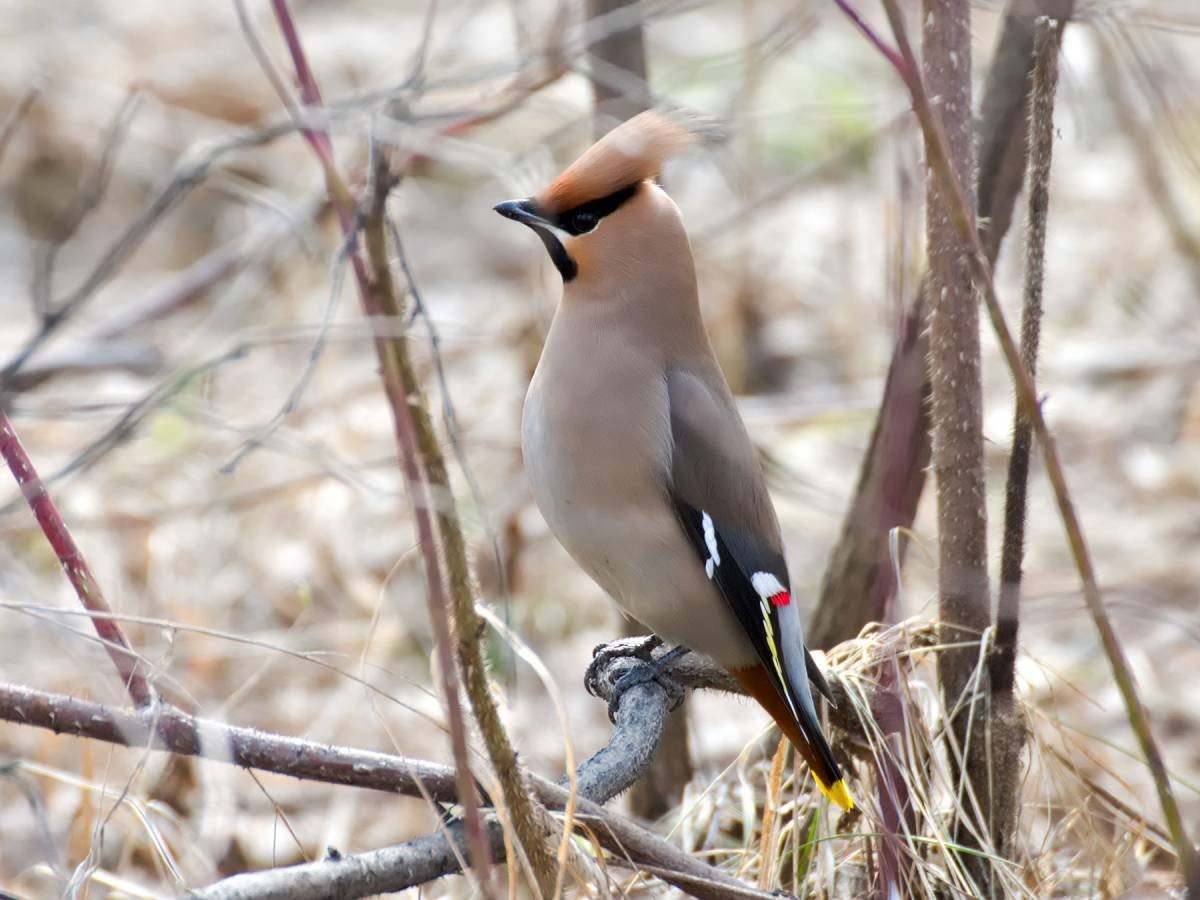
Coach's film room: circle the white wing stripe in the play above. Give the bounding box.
[701,510,721,579]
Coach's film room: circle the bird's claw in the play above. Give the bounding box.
[584,634,663,697]
[605,659,686,722]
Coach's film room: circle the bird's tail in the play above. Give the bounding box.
[731,665,854,811]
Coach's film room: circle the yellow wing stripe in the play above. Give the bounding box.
[760,600,855,811]
[759,599,793,716]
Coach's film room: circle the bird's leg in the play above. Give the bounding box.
[584,633,663,697]
[604,644,691,723]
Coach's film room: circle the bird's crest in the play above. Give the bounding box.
[535,109,719,215]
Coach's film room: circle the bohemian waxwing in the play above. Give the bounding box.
[495,110,853,810]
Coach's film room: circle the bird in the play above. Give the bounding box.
[494,110,853,811]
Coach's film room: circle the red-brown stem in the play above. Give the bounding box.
[262,3,493,891]
[268,0,334,161]
[829,0,908,77]
[0,411,154,707]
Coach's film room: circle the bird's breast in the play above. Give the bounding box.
[522,316,671,584]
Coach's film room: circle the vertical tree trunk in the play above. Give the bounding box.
[587,0,651,125]
[586,0,693,820]
[921,0,995,890]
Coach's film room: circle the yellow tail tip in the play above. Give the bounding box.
[814,777,855,811]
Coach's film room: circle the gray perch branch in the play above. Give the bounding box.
[4,641,857,899]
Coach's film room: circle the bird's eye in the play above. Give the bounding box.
[570,211,598,234]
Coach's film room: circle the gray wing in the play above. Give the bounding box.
[665,368,834,707]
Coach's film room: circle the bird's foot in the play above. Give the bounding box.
[584,634,663,697]
[604,645,691,723]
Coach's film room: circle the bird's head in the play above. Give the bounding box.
[494,110,716,284]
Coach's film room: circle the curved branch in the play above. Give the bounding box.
[188,644,855,898]
[1,644,785,899]
[186,648,775,898]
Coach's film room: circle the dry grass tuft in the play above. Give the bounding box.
[615,619,1187,898]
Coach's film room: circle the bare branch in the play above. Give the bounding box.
[0,682,458,799]
[0,646,780,900]
[187,647,782,899]
[32,90,144,316]
[0,121,297,401]
[0,649,745,808]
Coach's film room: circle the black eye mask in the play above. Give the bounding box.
[494,181,642,281]
[554,182,641,236]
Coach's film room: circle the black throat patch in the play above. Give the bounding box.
[530,225,578,281]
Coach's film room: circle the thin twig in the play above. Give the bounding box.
[1098,25,1200,300]
[0,85,40,168]
[219,231,352,474]
[0,0,690,402]
[0,414,154,707]
[0,121,298,402]
[32,90,144,316]
[359,153,560,896]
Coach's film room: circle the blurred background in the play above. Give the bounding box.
[1,0,1199,895]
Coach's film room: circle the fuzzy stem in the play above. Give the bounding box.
[855,0,1200,889]
[915,0,997,887]
[988,14,1063,868]
[992,18,1059,700]
[811,0,1073,653]
[0,412,154,707]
